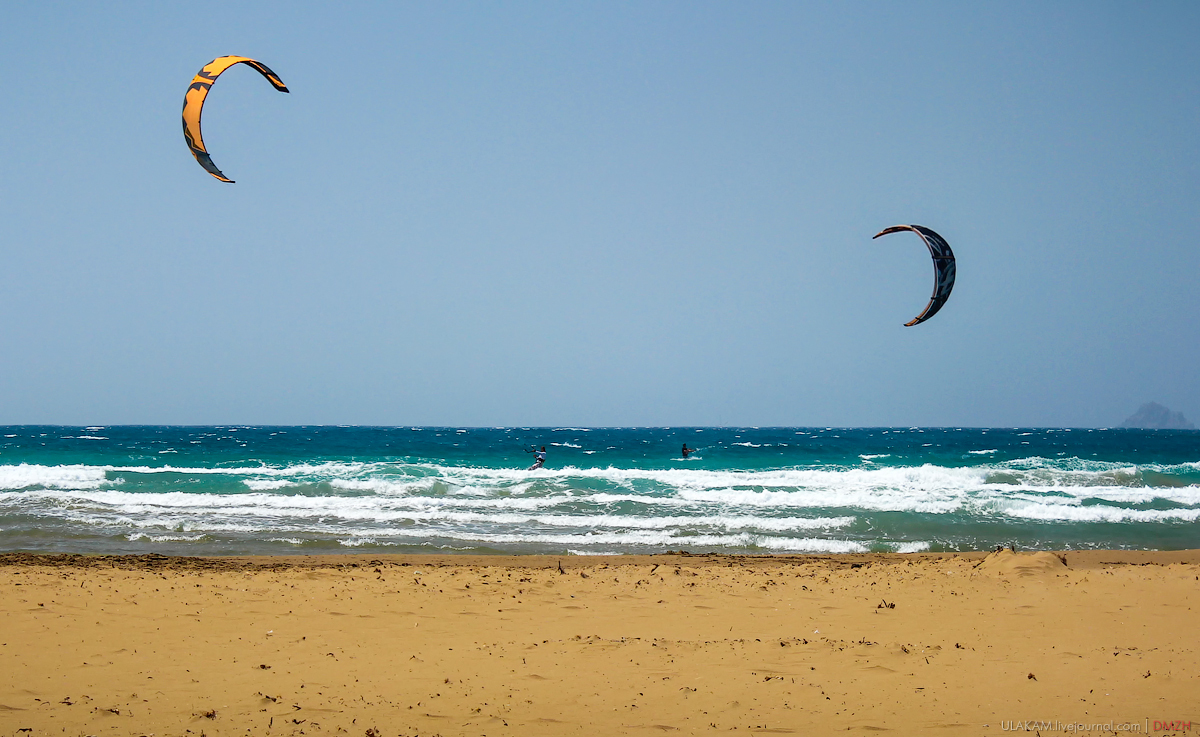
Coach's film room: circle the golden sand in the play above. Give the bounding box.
[1,550,1198,736]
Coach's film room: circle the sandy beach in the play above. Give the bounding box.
[1,550,1198,736]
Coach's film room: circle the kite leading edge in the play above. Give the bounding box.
[182,56,289,183]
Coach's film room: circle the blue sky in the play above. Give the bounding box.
[2,2,1198,427]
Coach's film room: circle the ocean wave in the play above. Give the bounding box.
[243,479,293,491]
[126,532,208,543]
[0,464,108,490]
[5,456,1197,510]
[338,537,399,547]
[0,487,857,532]
[1003,502,1200,524]
[3,448,1197,555]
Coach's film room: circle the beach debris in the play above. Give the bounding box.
[1027,673,1037,681]
[871,225,956,326]
[182,56,289,183]
[878,599,895,609]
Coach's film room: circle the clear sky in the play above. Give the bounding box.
[3,2,1198,427]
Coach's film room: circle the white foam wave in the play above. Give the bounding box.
[0,487,857,534]
[6,455,1198,516]
[1004,503,1200,524]
[126,532,207,543]
[243,479,293,491]
[0,464,108,490]
[4,454,1198,556]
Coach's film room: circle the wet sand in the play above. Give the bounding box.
[1,549,1198,736]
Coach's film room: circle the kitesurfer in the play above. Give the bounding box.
[526,446,547,470]
[682,444,694,458]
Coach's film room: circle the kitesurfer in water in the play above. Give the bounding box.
[526,446,547,470]
[682,444,694,458]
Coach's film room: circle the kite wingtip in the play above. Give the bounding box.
[873,225,911,240]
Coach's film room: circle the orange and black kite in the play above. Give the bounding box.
[872,224,956,327]
[182,56,289,182]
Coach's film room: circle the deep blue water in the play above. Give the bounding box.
[1,426,1197,555]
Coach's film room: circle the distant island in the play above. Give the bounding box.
[1119,402,1196,430]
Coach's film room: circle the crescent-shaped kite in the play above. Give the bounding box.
[182,56,289,182]
[872,224,956,327]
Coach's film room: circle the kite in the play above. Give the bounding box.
[872,224,956,327]
[182,56,289,182]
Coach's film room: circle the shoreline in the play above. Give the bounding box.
[3,549,1198,734]
[5,547,1200,570]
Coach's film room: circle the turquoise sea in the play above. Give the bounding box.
[1,426,1197,556]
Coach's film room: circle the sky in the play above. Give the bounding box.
[2,2,1198,427]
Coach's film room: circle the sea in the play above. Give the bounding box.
[1,426,1198,557]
